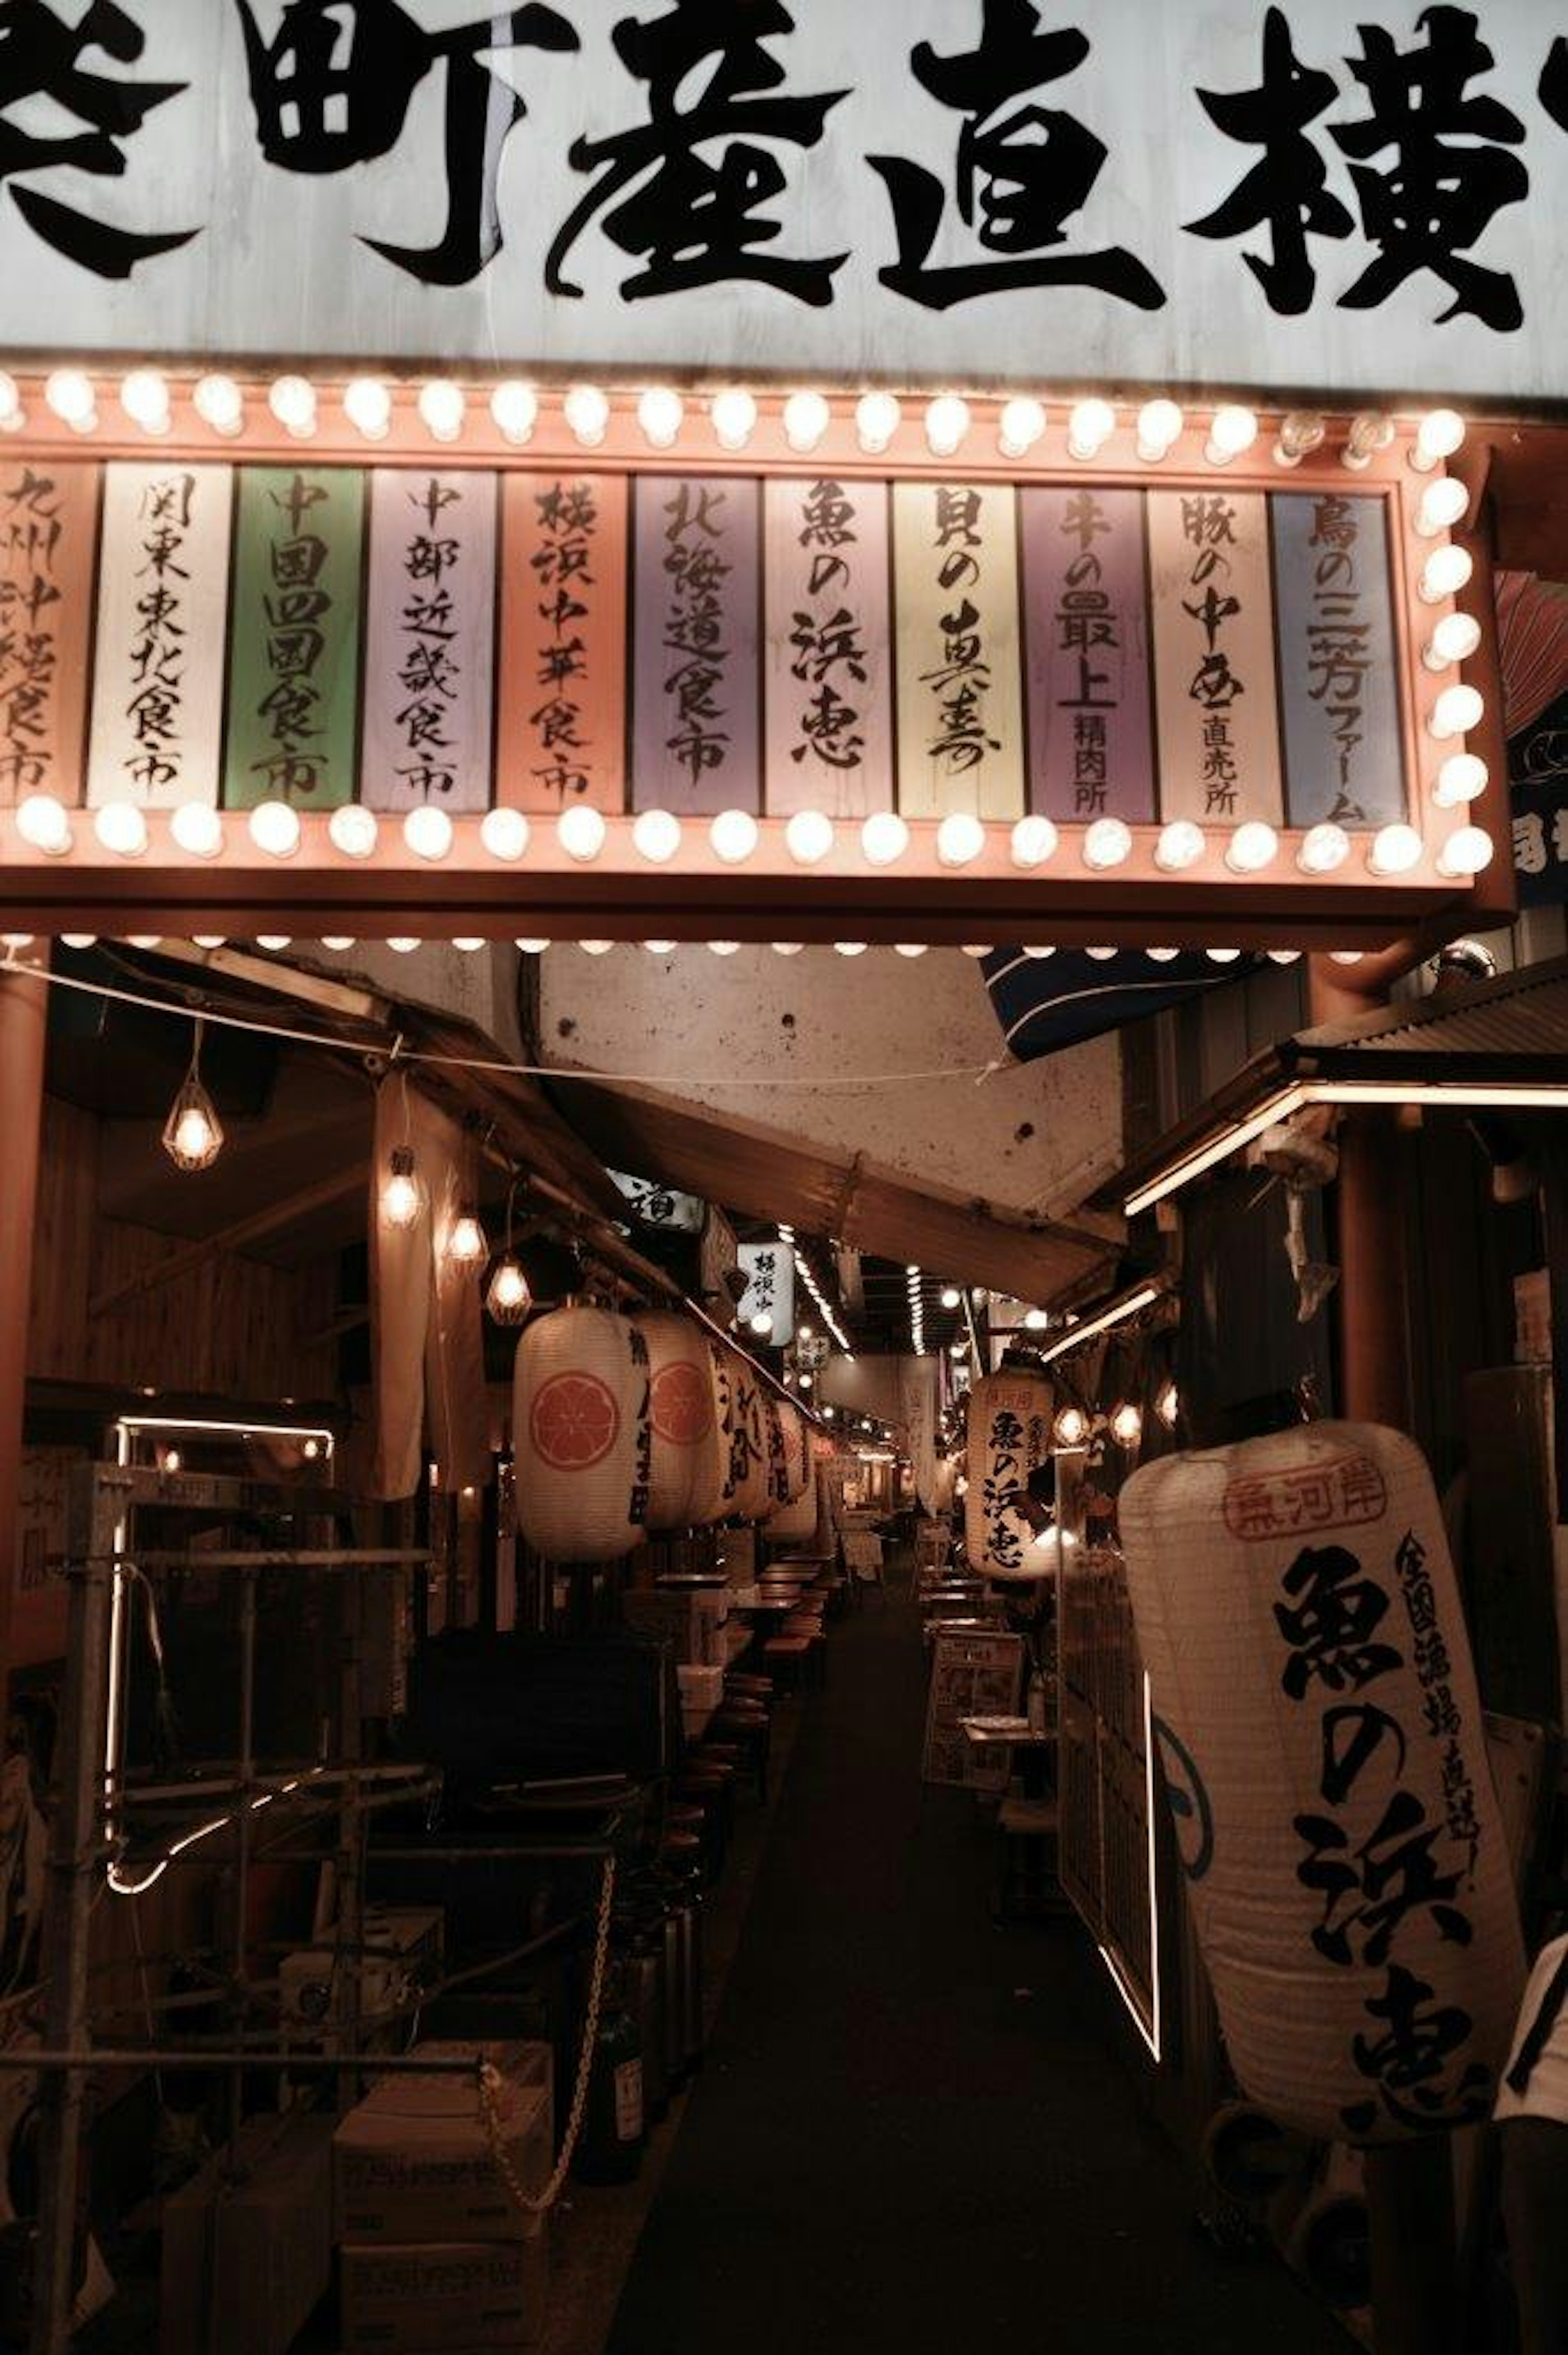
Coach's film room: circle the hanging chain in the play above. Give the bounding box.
[477,1853,617,2217]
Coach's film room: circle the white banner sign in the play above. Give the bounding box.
[738,1240,796,1346]
[1,4,1562,404]
[87,462,233,808]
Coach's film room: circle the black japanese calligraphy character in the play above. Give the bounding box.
[546,0,848,304]
[235,0,577,286]
[0,0,197,276]
[869,0,1163,312]
[1319,1703,1407,1807]
[1543,37,1568,135]
[1275,1543,1403,1699]
[1342,1963,1490,2137]
[1295,1787,1472,1969]
[1187,8,1352,315]
[1331,6,1527,330]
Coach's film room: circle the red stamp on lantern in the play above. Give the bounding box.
[1222,1453,1387,1542]
[650,1360,713,1446]
[530,1372,621,1469]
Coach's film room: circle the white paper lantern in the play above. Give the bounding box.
[513,1307,650,1562]
[1120,1421,1524,2145]
[964,1374,1054,1579]
[637,1311,717,1532]
[728,1354,773,1522]
[685,1340,738,1526]
[766,1480,821,1543]
[779,1405,811,1503]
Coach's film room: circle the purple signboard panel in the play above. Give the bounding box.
[1270,491,1407,830]
[631,476,761,814]
[763,475,892,816]
[1020,486,1155,823]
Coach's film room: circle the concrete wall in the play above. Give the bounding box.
[535,946,1123,1226]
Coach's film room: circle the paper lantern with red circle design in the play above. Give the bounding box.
[637,1311,715,1532]
[1121,1421,1524,2145]
[514,1306,650,1561]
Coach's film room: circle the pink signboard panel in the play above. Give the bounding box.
[632,477,761,814]
[763,476,892,816]
[1020,485,1155,823]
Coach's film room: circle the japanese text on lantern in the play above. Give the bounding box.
[0,459,96,809]
[1149,488,1283,827]
[89,462,232,810]
[893,482,1024,819]
[225,467,364,808]
[363,470,496,813]
[1272,490,1406,829]
[764,477,891,817]
[1273,1529,1490,2136]
[1020,484,1154,823]
[632,476,760,814]
[499,473,627,813]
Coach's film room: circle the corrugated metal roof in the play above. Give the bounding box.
[1289,955,1568,1073]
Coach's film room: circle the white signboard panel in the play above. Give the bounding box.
[0,3,1561,405]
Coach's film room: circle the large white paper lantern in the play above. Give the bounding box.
[637,1312,716,1532]
[686,1340,737,1526]
[513,1307,650,1561]
[766,1477,821,1544]
[964,1373,1054,1579]
[728,1355,773,1521]
[1121,1420,1524,2145]
[779,1404,811,1503]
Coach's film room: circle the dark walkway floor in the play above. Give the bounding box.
[605,1588,1352,2355]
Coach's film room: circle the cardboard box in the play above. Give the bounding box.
[334,2043,552,2247]
[340,2230,549,2353]
[161,2109,334,2355]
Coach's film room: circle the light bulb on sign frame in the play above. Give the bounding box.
[1411,410,1466,472]
[194,375,244,436]
[480,806,529,862]
[1416,477,1469,537]
[1205,405,1257,465]
[1434,753,1487,808]
[1136,399,1183,462]
[855,392,900,454]
[15,794,73,856]
[490,382,537,444]
[1423,612,1482,671]
[1418,544,1474,604]
[167,801,223,859]
[1429,684,1483,741]
[418,380,466,442]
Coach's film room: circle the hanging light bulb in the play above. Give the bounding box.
[486,1253,532,1326]
[381,1144,423,1230]
[1110,1402,1143,1446]
[446,1209,488,1269]
[162,1021,224,1172]
[1156,1380,1180,1430]
[749,1311,773,1336]
[1054,1405,1088,1447]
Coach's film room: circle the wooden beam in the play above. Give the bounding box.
[89,1164,366,1318]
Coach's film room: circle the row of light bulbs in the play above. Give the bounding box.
[777,1224,853,1357]
[1051,1385,1180,1452]
[21,781,1491,882]
[4,370,1466,477]
[13,936,1407,971]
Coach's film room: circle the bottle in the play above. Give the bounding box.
[573,1958,646,2184]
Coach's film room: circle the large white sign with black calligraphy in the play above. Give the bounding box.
[0,2,1562,404]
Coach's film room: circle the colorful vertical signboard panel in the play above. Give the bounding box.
[87,463,232,809]
[1019,486,1155,823]
[497,472,628,812]
[892,483,1025,818]
[1148,489,1283,827]
[762,476,891,816]
[631,477,760,815]
[0,458,98,807]
[223,466,365,808]
[1270,492,1406,829]
[362,469,496,812]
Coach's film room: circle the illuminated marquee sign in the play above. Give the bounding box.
[0,381,1506,950]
